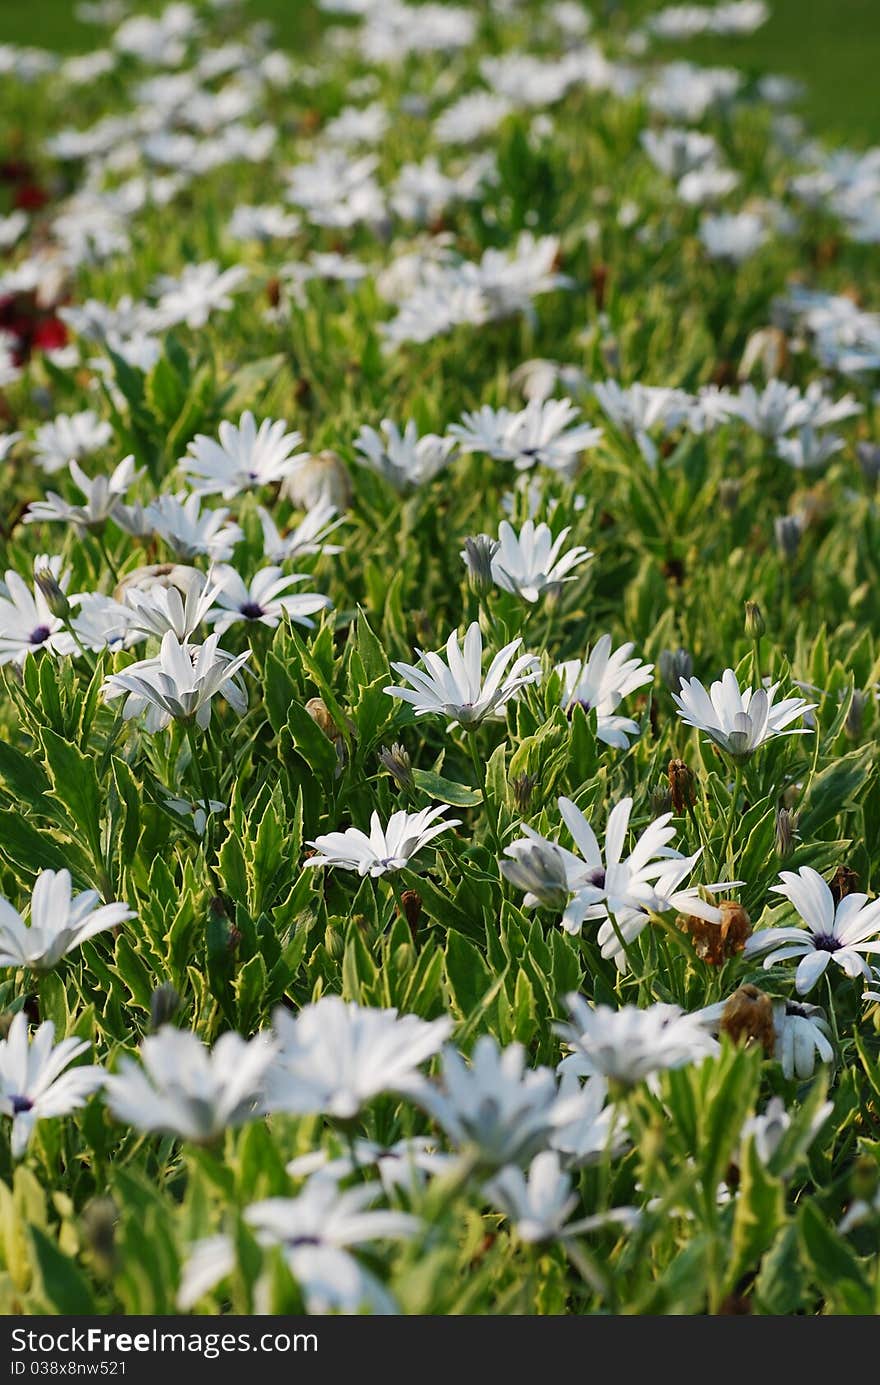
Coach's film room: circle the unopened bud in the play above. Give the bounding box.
[721,983,775,1054]
[658,647,693,692]
[717,479,742,514]
[744,600,765,640]
[775,807,798,858]
[378,742,414,793]
[774,514,802,561]
[400,889,422,935]
[33,565,70,620]
[651,784,672,815]
[324,923,345,960]
[856,442,880,487]
[851,1155,880,1203]
[149,982,180,1032]
[667,758,696,814]
[461,534,499,597]
[306,696,340,742]
[82,1197,118,1275]
[845,689,868,742]
[511,771,538,814]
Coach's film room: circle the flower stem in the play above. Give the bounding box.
[185,720,220,887]
[468,733,502,856]
[719,760,745,868]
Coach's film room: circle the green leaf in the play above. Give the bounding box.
[40,729,103,866]
[445,930,491,1018]
[412,768,482,807]
[30,1227,94,1314]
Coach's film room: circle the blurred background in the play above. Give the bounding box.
[0,0,877,144]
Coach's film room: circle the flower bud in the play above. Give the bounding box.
[324,923,345,960]
[400,889,422,935]
[461,534,499,598]
[378,743,414,794]
[744,600,765,640]
[856,442,880,487]
[774,514,802,561]
[717,478,741,514]
[845,689,868,742]
[774,807,798,858]
[33,565,70,620]
[658,647,692,692]
[81,1198,118,1276]
[149,982,180,1032]
[511,771,538,814]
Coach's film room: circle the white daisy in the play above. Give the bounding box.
[745,867,880,995]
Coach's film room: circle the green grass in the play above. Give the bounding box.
[0,2,877,142]
[680,0,880,145]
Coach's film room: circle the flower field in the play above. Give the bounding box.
[0,0,879,1318]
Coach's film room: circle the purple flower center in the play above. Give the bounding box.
[566,697,592,720]
[288,1235,321,1248]
[813,932,841,953]
[29,625,51,645]
[239,602,264,620]
[10,1094,33,1114]
[587,867,606,889]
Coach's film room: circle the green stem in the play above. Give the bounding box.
[185,719,220,887]
[95,530,120,586]
[719,760,745,869]
[467,733,502,856]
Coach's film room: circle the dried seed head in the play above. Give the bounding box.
[744,600,765,640]
[678,901,751,966]
[831,864,859,905]
[658,647,693,692]
[667,758,696,814]
[721,984,775,1053]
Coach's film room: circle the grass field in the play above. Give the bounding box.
[1,1,878,143]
